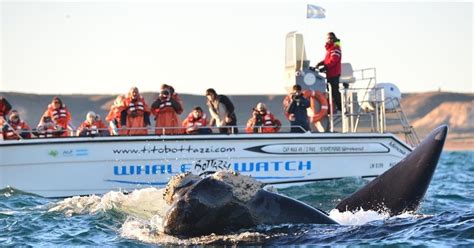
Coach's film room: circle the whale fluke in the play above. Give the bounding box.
[336,125,448,215]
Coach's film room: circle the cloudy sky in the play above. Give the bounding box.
[1,1,472,95]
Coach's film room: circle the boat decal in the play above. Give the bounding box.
[47,148,89,157]
[104,179,168,186]
[245,143,389,154]
[111,144,236,155]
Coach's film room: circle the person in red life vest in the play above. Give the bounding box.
[316,32,343,112]
[246,102,281,133]
[41,97,72,136]
[76,111,108,137]
[35,116,63,138]
[151,84,184,135]
[105,95,125,135]
[0,96,12,120]
[120,87,151,136]
[1,110,31,140]
[182,106,212,135]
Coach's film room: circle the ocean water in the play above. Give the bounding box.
[1,151,473,246]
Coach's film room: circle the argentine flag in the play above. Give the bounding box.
[307,4,326,19]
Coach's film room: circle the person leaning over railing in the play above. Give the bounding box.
[182,106,212,135]
[205,88,238,134]
[76,111,108,137]
[246,102,281,133]
[0,110,31,140]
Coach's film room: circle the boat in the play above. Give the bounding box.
[0,32,420,197]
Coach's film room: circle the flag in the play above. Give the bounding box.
[306,4,326,19]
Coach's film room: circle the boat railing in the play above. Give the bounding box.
[326,67,420,147]
[0,125,312,141]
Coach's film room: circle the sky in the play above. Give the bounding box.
[1,0,473,95]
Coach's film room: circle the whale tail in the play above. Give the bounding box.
[336,125,448,216]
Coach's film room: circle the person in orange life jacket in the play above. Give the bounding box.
[151,84,184,135]
[41,97,72,136]
[246,102,282,133]
[316,32,344,112]
[35,116,63,138]
[205,88,238,134]
[76,111,108,137]
[106,95,125,135]
[1,110,31,140]
[120,87,151,136]
[0,97,12,120]
[284,84,310,133]
[182,106,212,135]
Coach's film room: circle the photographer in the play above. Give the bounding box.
[151,84,184,135]
[284,84,310,133]
[246,103,281,133]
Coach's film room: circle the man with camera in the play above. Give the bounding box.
[284,84,310,133]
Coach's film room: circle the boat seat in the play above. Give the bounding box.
[340,63,356,84]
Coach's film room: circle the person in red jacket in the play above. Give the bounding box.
[246,102,281,133]
[105,95,125,135]
[182,106,212,134]
[121,87,151,136]
[1,110,31,140]
[151,84,184,135]
[316,32,343,112]
[0,97,12,120]
[41,97,72,136]
[76,111,108,137]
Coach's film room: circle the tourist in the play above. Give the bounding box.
[205,88,238,134]
[246,102,281,133]
[182,106,212,134]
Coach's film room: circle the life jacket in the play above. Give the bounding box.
[246,111,281,133]
[77,120,107,137]
[183,113,208,134]
[44,104,71,130]
[125,97,147,116]
[2,120,31,140]
[123,96,149,136]
[323,41,342,78]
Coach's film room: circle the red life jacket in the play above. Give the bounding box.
[125,97,147,116]
[183,113,207,134]
[77,120,107,136]
[246,111,281,133]
[2,120,31,140]
[324,42,341,78]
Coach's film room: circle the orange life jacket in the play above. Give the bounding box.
[152,97,183,135]
[2,120,31,140]
[77,120,107,136]
[123,96,149,136]
[182,113,208,134]
[246,111,281,133]
[43,104,71,130]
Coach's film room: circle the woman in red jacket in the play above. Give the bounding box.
[317,32,343,112]
[41,97,72,136]
[121,87,151,136]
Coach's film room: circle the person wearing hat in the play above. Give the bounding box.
[151,84,184,135]
[246,102,281,133]
[182,106,212,134]
[1,110,31,140]
[205,88,238,134]
[121,87,151,136]
[316,32,343,112]
[40,96,72,136]
[76,111,108,137]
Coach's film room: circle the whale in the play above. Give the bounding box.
[336,125,448,215]
[161,126,447,237]
[162,171,337,237]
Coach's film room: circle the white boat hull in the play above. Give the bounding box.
[0,132,412,197]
